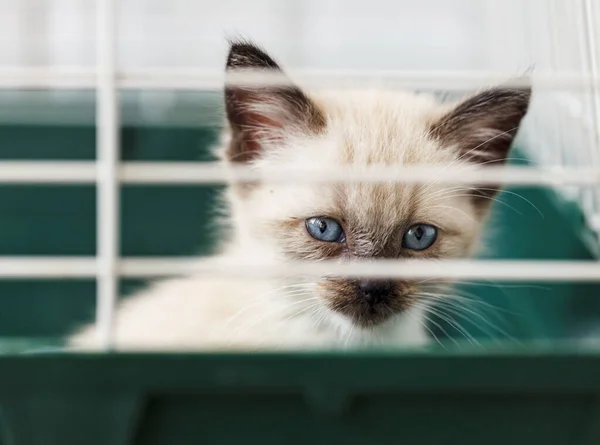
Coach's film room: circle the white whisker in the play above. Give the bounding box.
[419,301,480,346]
[411,303,460,346]
[420,291,521,344]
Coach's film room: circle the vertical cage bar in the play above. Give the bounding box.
[581,0,600,240]
[95,0,119,349]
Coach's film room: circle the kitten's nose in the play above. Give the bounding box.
[358,280,393,306]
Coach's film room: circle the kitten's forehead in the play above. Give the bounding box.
[334,180,468,243]
[303,90,460,230]
[258,90,467,226]
[312,89,453,166]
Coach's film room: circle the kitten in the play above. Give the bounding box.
[70,40,531,351]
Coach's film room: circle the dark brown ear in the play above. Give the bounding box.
[431,86,532,165]
[430,85,532,203]
[224,40,326,163]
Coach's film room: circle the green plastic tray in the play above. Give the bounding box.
[0,348,599,445]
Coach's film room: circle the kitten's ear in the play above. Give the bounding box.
[224,40,326,163]
[431,85,532,166]
[430,84,531,206]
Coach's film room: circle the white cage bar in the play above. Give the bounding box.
[0,257,599,282]
[95,0,119,349]
[0,162,599,186]
[1,68,600,91]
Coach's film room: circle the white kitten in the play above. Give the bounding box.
[70,40,531,351]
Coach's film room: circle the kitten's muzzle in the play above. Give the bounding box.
[357,279,393,307]
[320,277,414,328]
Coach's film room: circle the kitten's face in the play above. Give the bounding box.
[222,41,531,331]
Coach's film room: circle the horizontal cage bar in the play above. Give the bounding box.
[0,162,598,186]
[0,257,599,282]
[0,68,600,91]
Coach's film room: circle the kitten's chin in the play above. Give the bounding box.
[346,310,397,329]
[325,305,429,348]
[326,297,415,330]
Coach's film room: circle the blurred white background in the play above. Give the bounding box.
[0,0,531,71]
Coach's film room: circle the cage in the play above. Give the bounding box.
[0,0,600,444]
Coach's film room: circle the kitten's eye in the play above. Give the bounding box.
[402,224,438,251]
[305,217,345,243]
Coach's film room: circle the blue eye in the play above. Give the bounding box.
[305,217,345,243]
[402,224,438,251]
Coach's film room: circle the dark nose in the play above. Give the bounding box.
[358,280,393,306]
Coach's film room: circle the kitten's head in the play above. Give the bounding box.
[220,40,531,331]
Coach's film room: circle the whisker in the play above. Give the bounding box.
[219,285,316,332]
[419,320,445,349]
[454,126,522,164]
[411,303,460,346]
[343,320,356,349]
[278,302,322,327]
[476,188,545,219]
[418,126,521,197]
[429,204,478,224]
[449,287,523,322]
[416,301,480,346]
[446,280,551,292]
[422,292,521,344]
[419,289,520,317]
[435,193,524,216]
[229,295,320,337]
[428,300,503,344]
[419,291,509,331]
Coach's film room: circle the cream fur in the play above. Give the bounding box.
[69,88,504,352]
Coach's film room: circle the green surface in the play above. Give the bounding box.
[0,349,600,445]
[0,123,223,337]
[1,94,600,444]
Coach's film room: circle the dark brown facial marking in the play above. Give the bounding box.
[320,278,417,327]
[224,39,326,164]
[358,279,393,307]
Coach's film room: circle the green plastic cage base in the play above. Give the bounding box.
[0,347,600,445]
